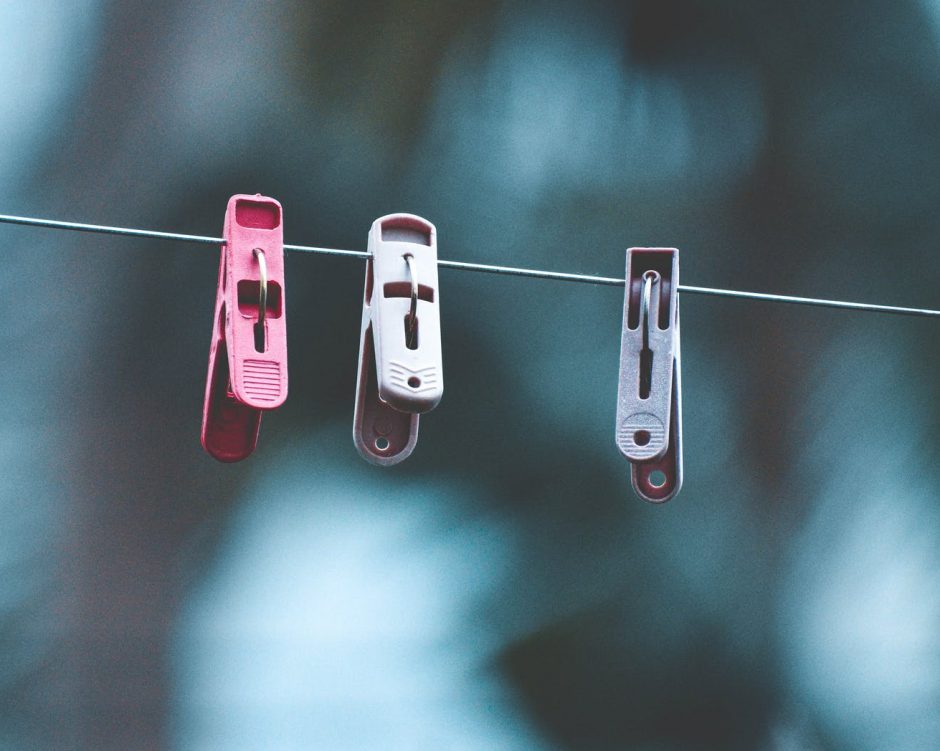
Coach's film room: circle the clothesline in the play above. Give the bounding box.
[1,212,938,319]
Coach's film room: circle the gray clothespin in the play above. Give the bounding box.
[616,248,683,502]
[353,214,443,465]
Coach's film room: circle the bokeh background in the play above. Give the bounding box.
[2,1,940,749]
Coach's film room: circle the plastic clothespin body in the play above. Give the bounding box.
[616,248,683,502]
[354,214,442,465]
[202,194,287,462]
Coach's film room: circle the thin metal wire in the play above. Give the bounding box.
[1,212,939,319]
[0,213,223,246]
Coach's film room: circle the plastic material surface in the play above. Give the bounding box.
[201,194,287,462]
[616,248,683,502]
[354,214,442,465]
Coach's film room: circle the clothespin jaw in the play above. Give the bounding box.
[616,248,683,502]
[201,194,287,462]
[354,213,443,465]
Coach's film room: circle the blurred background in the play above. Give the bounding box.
[2,1,940,749]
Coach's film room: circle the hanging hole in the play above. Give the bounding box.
[383,282,434,302]
[374,437,390,451]
[253,322,265,352]
[633,430,651,446]
[234,198,280,229]
[237,280,281,318]
[408,376,421,388]
[639,350,653,399]
[404,314,419,349]
[649,470,667,488]
[381,217,431,246]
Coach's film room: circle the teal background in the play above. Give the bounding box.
[1,2,939,749]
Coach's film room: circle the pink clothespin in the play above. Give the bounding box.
[201,194,287,462]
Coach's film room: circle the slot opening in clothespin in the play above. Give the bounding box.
[201,195,288,462]
[353,214,443,465]
[616,248,683,502]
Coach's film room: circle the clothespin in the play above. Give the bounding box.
[354,214,443,465]
[616,248,683,502]
[201,194,287,462]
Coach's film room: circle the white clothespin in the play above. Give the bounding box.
[353,214,443,464]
